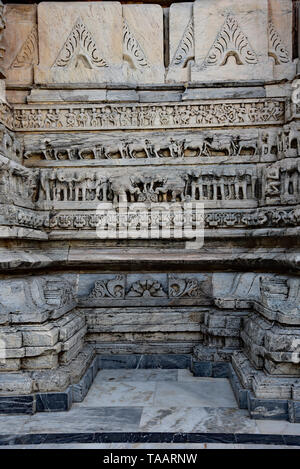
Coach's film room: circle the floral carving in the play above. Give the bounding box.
[127,279,167,297]
[168,275,205,298]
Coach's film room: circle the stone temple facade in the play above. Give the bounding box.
[0,0,300,422]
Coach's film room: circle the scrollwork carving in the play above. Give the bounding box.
[88,275,125,299]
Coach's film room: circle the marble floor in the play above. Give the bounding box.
[0,369,300,448]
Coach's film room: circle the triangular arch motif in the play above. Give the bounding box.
[202,13,258,68]
[123,19,149,70]
[53,17,108,69]
[11,26,38,69]
[170,18,194,69]
[268,21,290,65]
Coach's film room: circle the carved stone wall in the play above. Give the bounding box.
[0,0,299,422]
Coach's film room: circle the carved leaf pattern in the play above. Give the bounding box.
[202,14,258,67]
[127,279,167,297]
[170,18,194,69]
[168,275,204,298]
[268,21,290,65]
[11,26,38,68]
[123,19,149,70]
[88,275,125,299]
[54,18,108,69]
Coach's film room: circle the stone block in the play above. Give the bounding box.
[191,0,273,83]
[212,362,229,378]
[166,2,194,83]
[57,312,85,342]
[36,389,72,412]
[268,0,295,80]
[0,395,34,414]
[0,329,22,348]
[228,364,249,409]
[139,354,192,369]
[72,367,93,402]
[35,2,125,84]
[22,324,59,347]
[0,358,21,372]
[191,360,212,377]
[288,400,300,423]
[22,353,59,370]
[122,4,164,84]
[0,373,33,395]
[247,392,289,420]
[2,4,38,85]
[59,338,84,364]
[31,369,70,393]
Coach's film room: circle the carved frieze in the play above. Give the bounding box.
[48,207,300,232]
[23,129,280,163]
[11,100,285,132]
[35,166,258,208]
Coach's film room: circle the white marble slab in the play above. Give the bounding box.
[0,414,30,434]
[139,407,259,433]
[153,380,237,408]
[23,407,142,433]
[75,381,156,407]
[255,419,300,435]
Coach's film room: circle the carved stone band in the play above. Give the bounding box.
[10,99,285,132]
